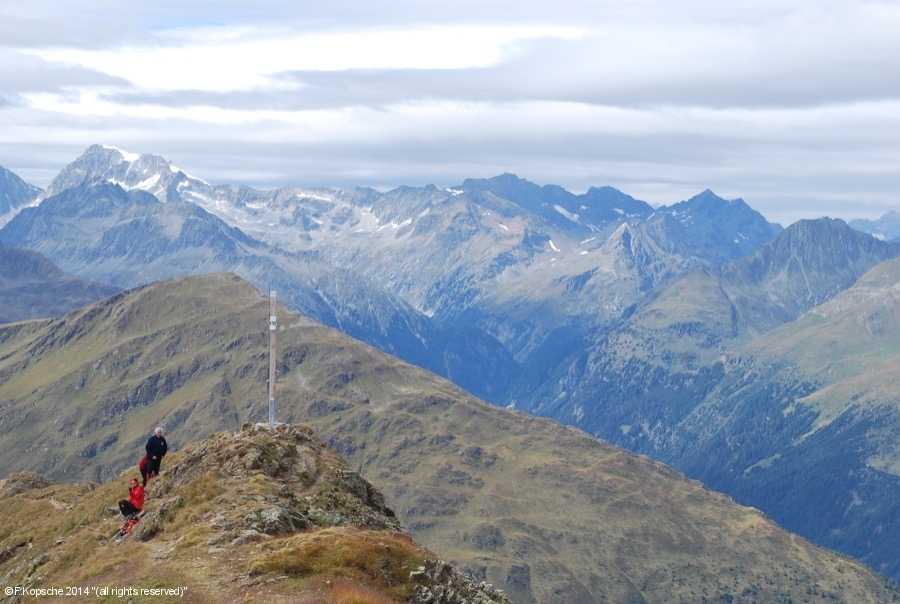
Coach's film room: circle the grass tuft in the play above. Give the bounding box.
[250,528,425,601]
[325,578,401,604]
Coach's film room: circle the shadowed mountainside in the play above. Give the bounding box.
[0,243,119,323]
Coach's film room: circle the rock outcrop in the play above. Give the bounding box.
[145,422,401,541]
[0,422,511,603]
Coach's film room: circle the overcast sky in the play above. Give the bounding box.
[1,1,898,226]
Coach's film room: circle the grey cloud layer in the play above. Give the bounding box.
[0,0,898,226]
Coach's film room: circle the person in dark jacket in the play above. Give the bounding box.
[118,477,145,519]
[144,426,168,485]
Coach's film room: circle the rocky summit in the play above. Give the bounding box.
[0,422,510,604]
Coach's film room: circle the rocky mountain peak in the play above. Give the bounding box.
[580,185,654,222]
[754,217,900,274]
[682,189,758,222]
[0,165,42,225]
[42,144,129,199]
[598,220,694,290]
[652,189,782,263]
[704,216,900,333]
[42,144,202,204]
[850,209,900,242]
[155,422,401,536]
[0,421,510,603]
[459,173,579,228]
[460,172,535,196]
[458,173,649,234]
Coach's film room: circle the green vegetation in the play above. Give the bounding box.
[0,273,898,603]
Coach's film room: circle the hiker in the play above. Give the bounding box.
[118,477,144,519]
[138,454,149,485]
[144,426,168,485]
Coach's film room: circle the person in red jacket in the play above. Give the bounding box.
[138,454,148,486]
[118,477,145,519]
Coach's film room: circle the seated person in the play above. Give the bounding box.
[118,477,145,519]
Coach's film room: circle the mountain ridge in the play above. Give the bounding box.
[0,242,120,323]
[0,421,510,603]
[505,218,900,579]
[3,145,900,588]
[1,273,898,602]
[0,144,781,403]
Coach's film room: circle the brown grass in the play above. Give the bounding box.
[325,578,402,604]
[160,471,226,531]
[250,528,425,601]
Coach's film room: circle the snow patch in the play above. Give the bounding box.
[102,145,139,163]
[186,173,211,186]
[132,173,161,191]
[352,207,382,233]
[296,192,333,202]
[378,218,412,231]
[553,204,577,222]
[183,190,212,204]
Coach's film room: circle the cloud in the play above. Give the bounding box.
[0,0,898,226]
[26,24,583,93]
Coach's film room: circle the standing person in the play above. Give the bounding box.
[144,426,168,485]
[138,454,148,486]
[118,477,144,519]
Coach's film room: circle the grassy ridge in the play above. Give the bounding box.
[0,273,897,602]
[0,423,506,603]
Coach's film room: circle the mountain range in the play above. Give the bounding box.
[1,144,900,588]
[0,273,898,603]
[0,145,785,399]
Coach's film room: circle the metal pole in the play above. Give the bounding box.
[268,290,277,426]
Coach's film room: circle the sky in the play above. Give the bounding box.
[1,1,899,227]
